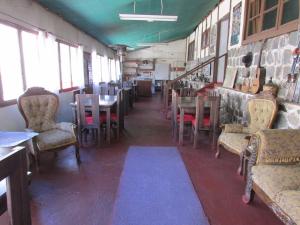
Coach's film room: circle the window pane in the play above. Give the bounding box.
[264,0,278,10]
[110,59,116,81]
[70,47,78,87]
[249,0,261,18]
[59,43,71,89]
[0,24,23,101]
[101,56,110,82]
[262,9,277,30]
[22,31,41,88]
[248,18,260,35]
[281,0,299,25]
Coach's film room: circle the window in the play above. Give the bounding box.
[110,59,116,81]
[244,0,299,43]
[58,42,82,91]
[116,59,121,81]
[101,56,110,82]
[201,29,210,49]
[187,41,195,61]
[0,24,24,103]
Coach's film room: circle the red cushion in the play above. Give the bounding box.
[85,113,117,125]
[176,114,195,122]
[192,116,210,127]
[100,112,117,123]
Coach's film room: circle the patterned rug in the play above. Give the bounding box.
[111,146,210,225]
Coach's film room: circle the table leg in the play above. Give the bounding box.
[106,108,111,144]
[179,109,184,145]
[6,148,31,225]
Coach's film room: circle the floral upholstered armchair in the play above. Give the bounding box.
[216,94,278,170]
[18,87,80,170]
[243,129,300,225]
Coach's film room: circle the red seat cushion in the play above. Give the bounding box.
[176,114,195,123]
[192,116,210,127]
[85,113,117,125]
[100,112,117,123]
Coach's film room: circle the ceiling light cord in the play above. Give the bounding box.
[161,0,163,15]
[134,1,136,14]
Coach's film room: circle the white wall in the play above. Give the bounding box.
[126,39,186,80]
[0,0,115,131]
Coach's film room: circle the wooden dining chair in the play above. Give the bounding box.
[171,89,196,144]
[192,93,221,149]
[100,89,123,140]
[76,94,101,146]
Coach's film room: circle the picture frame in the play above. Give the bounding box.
[223,67,238,88]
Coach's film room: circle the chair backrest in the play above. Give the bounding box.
[247,93,278,133]
[180,88,196,97]
[83,84,93,94]
[18,87,58,132]
[76,94,99,128]
[194,93,221,132]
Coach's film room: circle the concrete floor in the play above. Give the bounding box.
[0,94,283,225]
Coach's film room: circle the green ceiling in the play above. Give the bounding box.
[38,0,218,49]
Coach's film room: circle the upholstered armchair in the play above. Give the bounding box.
[243,129,300,225]
[18,87,80,170]
[216,94,278,169]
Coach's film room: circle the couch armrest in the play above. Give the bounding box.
[56,122,76,135]
[223,124,247,133]
[254,129,300,164]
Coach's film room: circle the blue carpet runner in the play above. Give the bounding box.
[111,146,210,225]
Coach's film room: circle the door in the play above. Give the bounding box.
[215,16,229,83]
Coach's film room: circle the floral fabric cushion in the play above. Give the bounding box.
[247,99,277,133]
[255,130,300,164]
[36,129,76,151]
[274,190,300,225]
[252,164,300,199]
[20,95,58,132]
[218,132,249,155]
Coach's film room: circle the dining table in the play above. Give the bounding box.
[70,95,118,144]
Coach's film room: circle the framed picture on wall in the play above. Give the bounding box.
[230,2,242,46]
[209,24,218,55]
[223,67,237,88]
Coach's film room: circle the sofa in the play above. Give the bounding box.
[243,129,300,225]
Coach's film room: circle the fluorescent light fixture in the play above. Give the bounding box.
[119,14,178,22]
[137,42,169,47]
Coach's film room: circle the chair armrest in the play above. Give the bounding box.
[254,129,300,164]
[223,124,246,133]
[56,122,76,135]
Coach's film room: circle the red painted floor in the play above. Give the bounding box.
[0,94,283,225]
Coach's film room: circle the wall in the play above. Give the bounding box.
[0,0,115,131]
[182,0,300,128]
[125,39,186,80]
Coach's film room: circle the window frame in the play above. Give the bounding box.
[57,40,80,93]
[187,41,195,61]
[243,0,299,44]
[0,21,38,107]
[201,28,210,49]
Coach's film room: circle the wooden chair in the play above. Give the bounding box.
[192,93,221,149]
[100,89,123,140]
[76,94,101,146]
[18,87,80,171]
[171,89,196,144]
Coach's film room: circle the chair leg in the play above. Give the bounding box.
[34,152,40,172]
[193,129,198,149]
[97,128,101,147]
[215,142,221,158]
[75,142,81,164]
[237,151,244,176]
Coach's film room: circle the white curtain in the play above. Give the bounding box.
[39,32,60,93]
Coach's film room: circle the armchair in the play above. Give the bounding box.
[216,93,278,171]
[18,87,80,171]
[243,129,300,225]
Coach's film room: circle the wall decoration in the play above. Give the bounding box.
[209,24,217,55]
[223,67,238,88]
[230,2,242,46]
